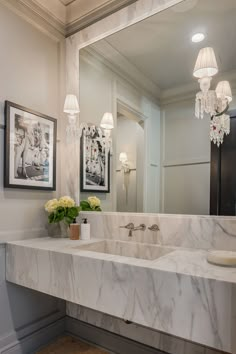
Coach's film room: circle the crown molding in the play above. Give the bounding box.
[83,40,161,102]
[81,43,236,107]
[161,70,236,106]
[1,0,65,41]
[60,0,76,6]
[30,0,66,24]
[1,0,138,40]
[65,0,138,37]
[81,45,160,106]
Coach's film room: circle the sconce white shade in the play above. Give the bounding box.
[119,152,128,163]
[193,47,218,78]
[63,94,80,114]
[100,112,114,130]
[216,81,233,103]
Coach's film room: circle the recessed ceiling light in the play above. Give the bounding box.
[192,33,205,43]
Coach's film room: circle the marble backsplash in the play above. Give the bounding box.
[80,212,236,251]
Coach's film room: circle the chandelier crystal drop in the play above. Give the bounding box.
[210,114,230,147]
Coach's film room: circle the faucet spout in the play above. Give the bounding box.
[133,223,146,232]
[119,223,134,230]
[119,223,146,237]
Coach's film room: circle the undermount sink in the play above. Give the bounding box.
[76,240,174,261]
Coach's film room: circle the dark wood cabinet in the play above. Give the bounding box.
[210,111,236,215]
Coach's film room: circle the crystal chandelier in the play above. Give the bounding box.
[193,47,232,147]
[63,94,114,152]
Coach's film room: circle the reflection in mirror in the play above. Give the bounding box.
[79,0,236,216]
[116,113,144,213]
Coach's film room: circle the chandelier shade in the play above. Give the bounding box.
[193,47,218,79]
[215,81,232,103]
[63,94,80,114]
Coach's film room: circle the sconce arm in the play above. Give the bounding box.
[214,102,229,117]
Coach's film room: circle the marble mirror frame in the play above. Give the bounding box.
[64,0,185,205]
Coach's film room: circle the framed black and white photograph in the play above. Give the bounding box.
[4,101,57,190]
[80,126,110,193]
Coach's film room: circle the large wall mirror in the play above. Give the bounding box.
[79,0,236,216]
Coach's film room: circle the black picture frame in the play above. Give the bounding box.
[80,126,110,193]
[4,101,57,191]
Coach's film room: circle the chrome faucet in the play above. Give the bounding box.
[120,223,146,237]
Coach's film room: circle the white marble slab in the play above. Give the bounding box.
[80,211,236,251]
[67,303,229,354]
[6,237,236,352]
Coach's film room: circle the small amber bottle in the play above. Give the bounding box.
[69,219,80,240]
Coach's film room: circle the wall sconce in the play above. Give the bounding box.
[100,112,114,131]
[63,94,114,152]
[100,112,114,153]
[63,94,80,137]
[193,47,232,146]
[119,152,130,173]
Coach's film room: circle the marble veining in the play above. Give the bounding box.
[80,212,236,251]
[66,303,226,354]
[6,237,236,352]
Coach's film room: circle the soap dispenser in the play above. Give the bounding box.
[80,218,90,240]
[69,218,80,240]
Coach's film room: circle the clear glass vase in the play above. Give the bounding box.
[48,221,69,238]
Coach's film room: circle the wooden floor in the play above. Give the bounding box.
[36,336,110,354]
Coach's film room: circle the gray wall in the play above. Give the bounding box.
[160,99,211,215]
[0,2,64,242]
[0,3,66,352]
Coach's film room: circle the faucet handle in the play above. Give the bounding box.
[148,224,160,231]
[120,223,134,230]
[138,224,146,231]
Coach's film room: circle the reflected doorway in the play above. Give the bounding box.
[116,111,144,212]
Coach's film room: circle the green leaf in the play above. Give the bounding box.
[95,207,102,212]
[54,208,65,223]
[48,213,55,224]
[67,207,79,219]
[80,200,91,210]
[64,217,73,225]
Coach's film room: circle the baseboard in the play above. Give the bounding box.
[0,313,167,354]
[65,316,166,354]
[1,317,65,354]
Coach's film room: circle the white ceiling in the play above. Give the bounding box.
[95,0,236,91]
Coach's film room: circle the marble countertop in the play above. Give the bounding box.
[7,237,236,284]
[6,237,236,352]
